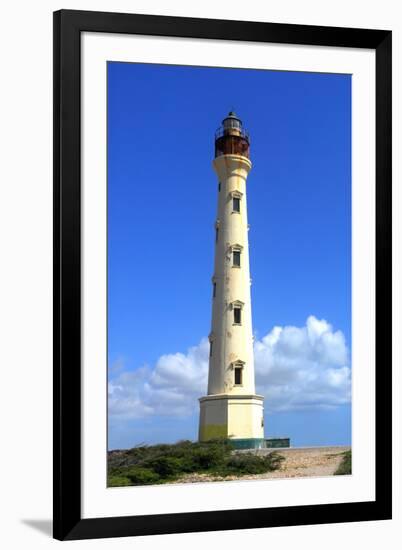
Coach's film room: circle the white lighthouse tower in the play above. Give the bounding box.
[198,112,265,449]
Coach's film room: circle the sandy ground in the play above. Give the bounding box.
[172,446,350,484]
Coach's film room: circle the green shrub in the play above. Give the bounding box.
[334,450,351,475]
[125,467,161,485]
[187,445,227,470]
[108,475,131,487]
[144,456,185,477]
[221,451,284,475]
[107,440,284,486]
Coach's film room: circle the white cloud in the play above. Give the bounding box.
[254,316,350,411]
[108,339,209,419]
[108,316,351,419]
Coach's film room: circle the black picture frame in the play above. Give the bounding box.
[53,9,392,541]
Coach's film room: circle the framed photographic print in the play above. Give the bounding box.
[53,9,392,541]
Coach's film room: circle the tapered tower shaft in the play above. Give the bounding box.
[208,151,254,394]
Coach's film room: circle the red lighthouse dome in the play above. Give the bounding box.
[214,111,250,159]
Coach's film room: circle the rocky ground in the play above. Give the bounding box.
[170,446,351,484]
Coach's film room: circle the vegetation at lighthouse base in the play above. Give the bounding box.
[334,449,352,475]
[108,439,285,486]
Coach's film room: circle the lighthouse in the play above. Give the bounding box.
[198,112,265,449]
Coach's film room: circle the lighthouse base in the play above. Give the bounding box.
[198,394,264,444]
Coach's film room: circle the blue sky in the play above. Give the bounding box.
[107,62,351,450]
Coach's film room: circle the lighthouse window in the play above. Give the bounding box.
[209,341,213,357]
[233,250,241,267]
[233,197,240,213]
[213,282,216,298]
[218,182,221,192]
[215,227,219,243]
[233,307,242,325]
[234,366,243,386]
